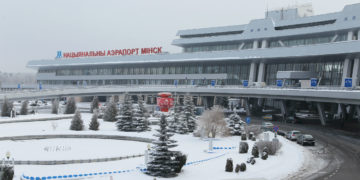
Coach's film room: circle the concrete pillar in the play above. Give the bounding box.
[257,62,265,82]
[341,58,352,87]
[249,63,257,84]
[261,40,268,49]
[355,105,360,122]
[316,103,326,126]
[352,58,360,86]
[244,98,251,116]
[339,104,347,127]
[358,30,360,40]
[348,31,354,41]
[279,100,287,122]
[253,40,259,49]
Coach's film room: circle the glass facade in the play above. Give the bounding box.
[265,60,344,86]
[184,44,239,53]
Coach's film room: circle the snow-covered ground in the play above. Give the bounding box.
[0,112,315,180]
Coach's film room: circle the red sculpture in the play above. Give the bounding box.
[157,92,174,112]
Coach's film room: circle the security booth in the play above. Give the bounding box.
[276,71,318,88]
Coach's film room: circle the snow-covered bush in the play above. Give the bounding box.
[251,145,259,158]
[251,136,256,141]
[261,147,269,160]
[235,164,240,173]
[249,132,254,139]
[20,100,28,115]
[70,111,84,131]
[247,157,256,165]
[241,133,247,141]
[182,95,197,132]
[225,158,233,172]
[239,163,246,172]
[255,139,282,155]
[239,142,249,154]
[2,166,14,180]
[90,96,99,113]
[64,97,76,114]
[89,112,100,130]
[227,113,243,136]
[146,115,180,177]
[51,99,59,114]
[103,98,118,122]
[1,98,13,117]
[174,152,187,173]
[117,95,134,131]
[197,106,227,138]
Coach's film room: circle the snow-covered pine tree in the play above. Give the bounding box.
[103,97,118,122]
[90,96,99,113]
[64,97,76,114]
[146,115,178,177]
[132,105,148,132]
[116,94,134,131]
[89,111,100,130]
[20,100,29,115]
[216,96,229,109]
[70,110,84,131]
[168,102,180,133]
[51,99,59,114]
[1,98,13,117]
[137,95,149,118]
[182,95,196,132]
[228,113,243,136]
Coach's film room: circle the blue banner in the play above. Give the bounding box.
[310,78,317,87]
[174,80,178,86]
[344,78,352,88]
[277,80,283,87]
[243,80,248,87]
[211,80,216,86]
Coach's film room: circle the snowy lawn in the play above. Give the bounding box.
[0,113,308,180]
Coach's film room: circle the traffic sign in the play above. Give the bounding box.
[277,80,283,87]
[310,78,317,87]
[246,117,251,124]
[243,80,249,87]
[174,79,178,86]
[273,126,279,132]
[211,80,216,86]
[344,78,352,88]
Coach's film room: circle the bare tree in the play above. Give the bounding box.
[196,105,228,138]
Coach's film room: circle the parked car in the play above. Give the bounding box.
[277,130,286,136]
[295,111,319,120]
[297,134,315,146]
[261,122,273,131]
[286,130,301,141]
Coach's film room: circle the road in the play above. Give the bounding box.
[248,116,360,180]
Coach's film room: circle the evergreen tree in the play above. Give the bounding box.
[168,102,180,133]
[132,104,149,131]
[1,98,13,117]
[228,113,244,136]
[116,95,135,131]
[146,115,179,177]
[182,95,196,132]
[20,100,29,115]
[51,99,59,114]
[137,95,149,118]
[176,113,189,134]
[70,110,84,131]
[216,96,229,109]
[103,98,118,122]
[89,112,100,130]
[90,96,99,113]
[64,97,76,114]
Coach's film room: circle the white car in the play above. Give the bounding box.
[286,130,301,141]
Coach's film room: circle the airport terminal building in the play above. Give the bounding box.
[28,3,360,88]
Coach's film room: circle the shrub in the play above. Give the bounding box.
[225,158,233,172]
[251,145,259,158]
[174,153,187,173]
[70,111,84,131]
[51,99,59,114]
[2,166,14,180]
[255,139,282,155]
[251,136,256,141]
[241,133,247,141]
[64,97,76,114]
[1,98,13,117]
[239,163,246,172]
[239,142,249,154]
[248,132,254,139]
[251,158,256,165]
[261,150,268,160]
[89,112,100,131]
[20,100,28,115]
[103,100,118,122]
[246,157,256,165]
[235,164,240,173]
[90,96,99,113]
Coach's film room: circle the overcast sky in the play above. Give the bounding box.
[0,0,359,73]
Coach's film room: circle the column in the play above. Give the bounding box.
[348,31,354,41]
[257,62,265,83]
[341,58,352,87]
[358,30,360,40]
[244,98,251,116]
[253,40,259,49]
[261,40,268,49]
[355,105,360,122]
[352,58,360,86]
[316,103,326,126]
[249,63,257,84]
[279,100,287,122]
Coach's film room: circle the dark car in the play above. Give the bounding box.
[297,134,315,146]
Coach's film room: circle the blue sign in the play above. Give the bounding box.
[277,80,283,87]
[243,80,249,87]
[39,83,42,90]
[17,84,21,89]
[191,80,195,85]
[345,78,352,88]
[174,80,178,86]
[273,126,279,132]
[310,78,317,87]
[56,51,62,58]
[246,117,251,124]
[211,80,216,86]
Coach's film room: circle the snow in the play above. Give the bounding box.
[0,112,313,180]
